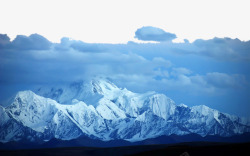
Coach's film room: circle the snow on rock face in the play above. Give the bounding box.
[1,78,250,143]
[96,98,127,120]
[0,106,10,126]
[6,91,58,133]
[91,78,119,96]
[50,109,83,140]
[146,94,176,120]
[191,105,216,116]
[191,105,220,124]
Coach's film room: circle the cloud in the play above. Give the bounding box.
[70,40,107,53]
[0,34,10,48]
[203,72,246,89]
[171,68,192,77]
[3,34,52,51]
[54,37,108,53]
[0,31,249,118]
[134,26,177,42]
[0,31,249,102]
[13,34,52,50]
[180,72,248,95]
[0,32,248,91]
[0,34,172,86]
[193,37,250,61]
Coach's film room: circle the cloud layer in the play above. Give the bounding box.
[0,26,249,117]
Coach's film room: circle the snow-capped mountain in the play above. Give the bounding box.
[1,78,250,143]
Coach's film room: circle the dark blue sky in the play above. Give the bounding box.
[0,26,249,118]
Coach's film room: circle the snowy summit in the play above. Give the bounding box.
[0,78,250,143]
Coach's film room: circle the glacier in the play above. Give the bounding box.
[0,78,250,143]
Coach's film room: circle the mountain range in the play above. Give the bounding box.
[1,78,250,144]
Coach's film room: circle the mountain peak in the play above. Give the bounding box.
[178,103,188,108]
[90,77,119,94]
[15,90,36,98]
[8,90,38,108]
[1,80,250,143]
[191,105,215,114]
[35,77,120,105]
[6,90,58,133]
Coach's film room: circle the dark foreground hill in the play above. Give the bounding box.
[1,132,250,150]
[0,142,250,156]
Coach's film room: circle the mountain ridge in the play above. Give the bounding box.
[0,78,250,143]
